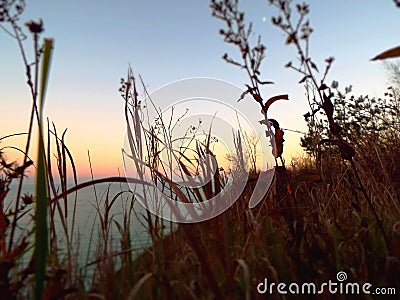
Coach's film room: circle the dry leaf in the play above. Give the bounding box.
[371,45,400,61]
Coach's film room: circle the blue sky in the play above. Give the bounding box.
[1,0,399,177]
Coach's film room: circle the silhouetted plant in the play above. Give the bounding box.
[124,2,400,298]
[301,82,400,154]
[268,0,392,254]
[1,2,147,297]
[210,0,289,168]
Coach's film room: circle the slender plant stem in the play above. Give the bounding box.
[350,159,391,255]
[50,177,150,204]
[8,22,39,251]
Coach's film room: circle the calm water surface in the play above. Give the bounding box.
[4,180,172,281]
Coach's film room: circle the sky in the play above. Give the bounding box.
[1,0,399,180]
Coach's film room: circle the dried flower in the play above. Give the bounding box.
[25,18,44,34]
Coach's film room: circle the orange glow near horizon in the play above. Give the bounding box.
[1,126,305,182]
[2,1,397,183]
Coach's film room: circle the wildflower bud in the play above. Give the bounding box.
[25,19,44,34]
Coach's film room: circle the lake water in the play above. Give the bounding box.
[4,180,171,281]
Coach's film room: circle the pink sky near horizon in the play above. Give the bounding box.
[1,0,399,180]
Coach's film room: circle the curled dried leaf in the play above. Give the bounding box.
[262,94,289,113]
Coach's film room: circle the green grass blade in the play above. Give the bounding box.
[35,38,54,299]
